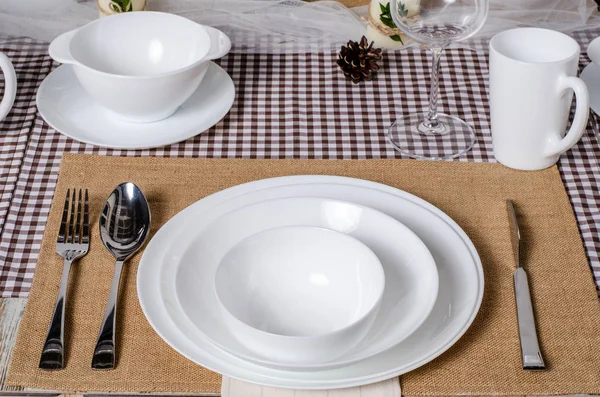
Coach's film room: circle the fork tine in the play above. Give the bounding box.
[67,189,76,244]
[75,189,82,244]
[57,189,70,244]
[82,189,90,245]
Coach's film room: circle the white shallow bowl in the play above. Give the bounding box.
[215,225,385,365]
[173,196,438,371]
[48,12,231,122]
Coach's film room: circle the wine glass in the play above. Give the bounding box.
[388,0,489,159]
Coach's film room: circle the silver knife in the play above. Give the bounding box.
[507,200,545,370]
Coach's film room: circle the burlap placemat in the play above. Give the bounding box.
[6,154,600,394]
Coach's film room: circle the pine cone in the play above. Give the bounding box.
[337,36,383,84]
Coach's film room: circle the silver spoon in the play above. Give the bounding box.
[92,182,151,370]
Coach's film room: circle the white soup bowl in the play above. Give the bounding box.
[215,225,385,365]
[49,12,231,122]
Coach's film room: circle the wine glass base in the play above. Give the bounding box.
[388,113,476,160]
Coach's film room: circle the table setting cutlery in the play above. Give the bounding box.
[507,200,545,370]
[92,182,151,370]
[39,183,151,371]
[39,188,89,370]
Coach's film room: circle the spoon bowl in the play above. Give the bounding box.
[93,182,151,370]
[99,183,151,261]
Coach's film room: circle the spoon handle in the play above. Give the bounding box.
[92,259,125,370]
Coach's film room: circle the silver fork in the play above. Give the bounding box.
[39,188,89,370]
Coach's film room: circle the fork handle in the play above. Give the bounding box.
[39,258,73,370]
[92,260,125,370]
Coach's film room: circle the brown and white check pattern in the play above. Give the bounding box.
[0,31,599,297]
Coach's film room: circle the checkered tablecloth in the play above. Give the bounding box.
[0,31,599,298]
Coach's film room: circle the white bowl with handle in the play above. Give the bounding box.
[49,12,231,123]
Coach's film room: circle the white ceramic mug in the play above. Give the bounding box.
[0,53,17,123]
[489,28,589,171]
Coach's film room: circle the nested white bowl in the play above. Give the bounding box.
[48,12,231,122]
[215,225,386,365]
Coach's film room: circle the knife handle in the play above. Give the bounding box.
[514,268,545,370]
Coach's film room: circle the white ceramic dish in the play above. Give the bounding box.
[175,196,438,371]
[36,64,235,149]
[587,36,600,64]
[581,63,600,116]
[580,37,600,116]
[49,12,231,122]
[137,176,484,389]
[215,224,385,365]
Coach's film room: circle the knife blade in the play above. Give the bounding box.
[506,200,545,370]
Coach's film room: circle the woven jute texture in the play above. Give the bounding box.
[6,154,600,394]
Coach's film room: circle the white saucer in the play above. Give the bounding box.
[581,63,600,116]
[175,196,439,371]
[36,63,235,149]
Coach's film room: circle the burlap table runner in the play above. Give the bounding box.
[6,154,600,394]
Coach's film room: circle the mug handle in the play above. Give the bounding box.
[203,26,232,61]
[544,76,589,158]
[0,53,17,122]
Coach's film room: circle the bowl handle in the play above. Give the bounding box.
[49,29,78,64]
[203,27,232,61]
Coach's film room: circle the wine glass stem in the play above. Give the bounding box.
[424,46,444,129]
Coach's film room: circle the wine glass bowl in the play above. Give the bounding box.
[387,0,489,159]
[392,0,488,45]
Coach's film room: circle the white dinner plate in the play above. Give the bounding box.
[36,63,235,149]
[137,176,484,389]
[174,197,439,370]
[581,63,600,116]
